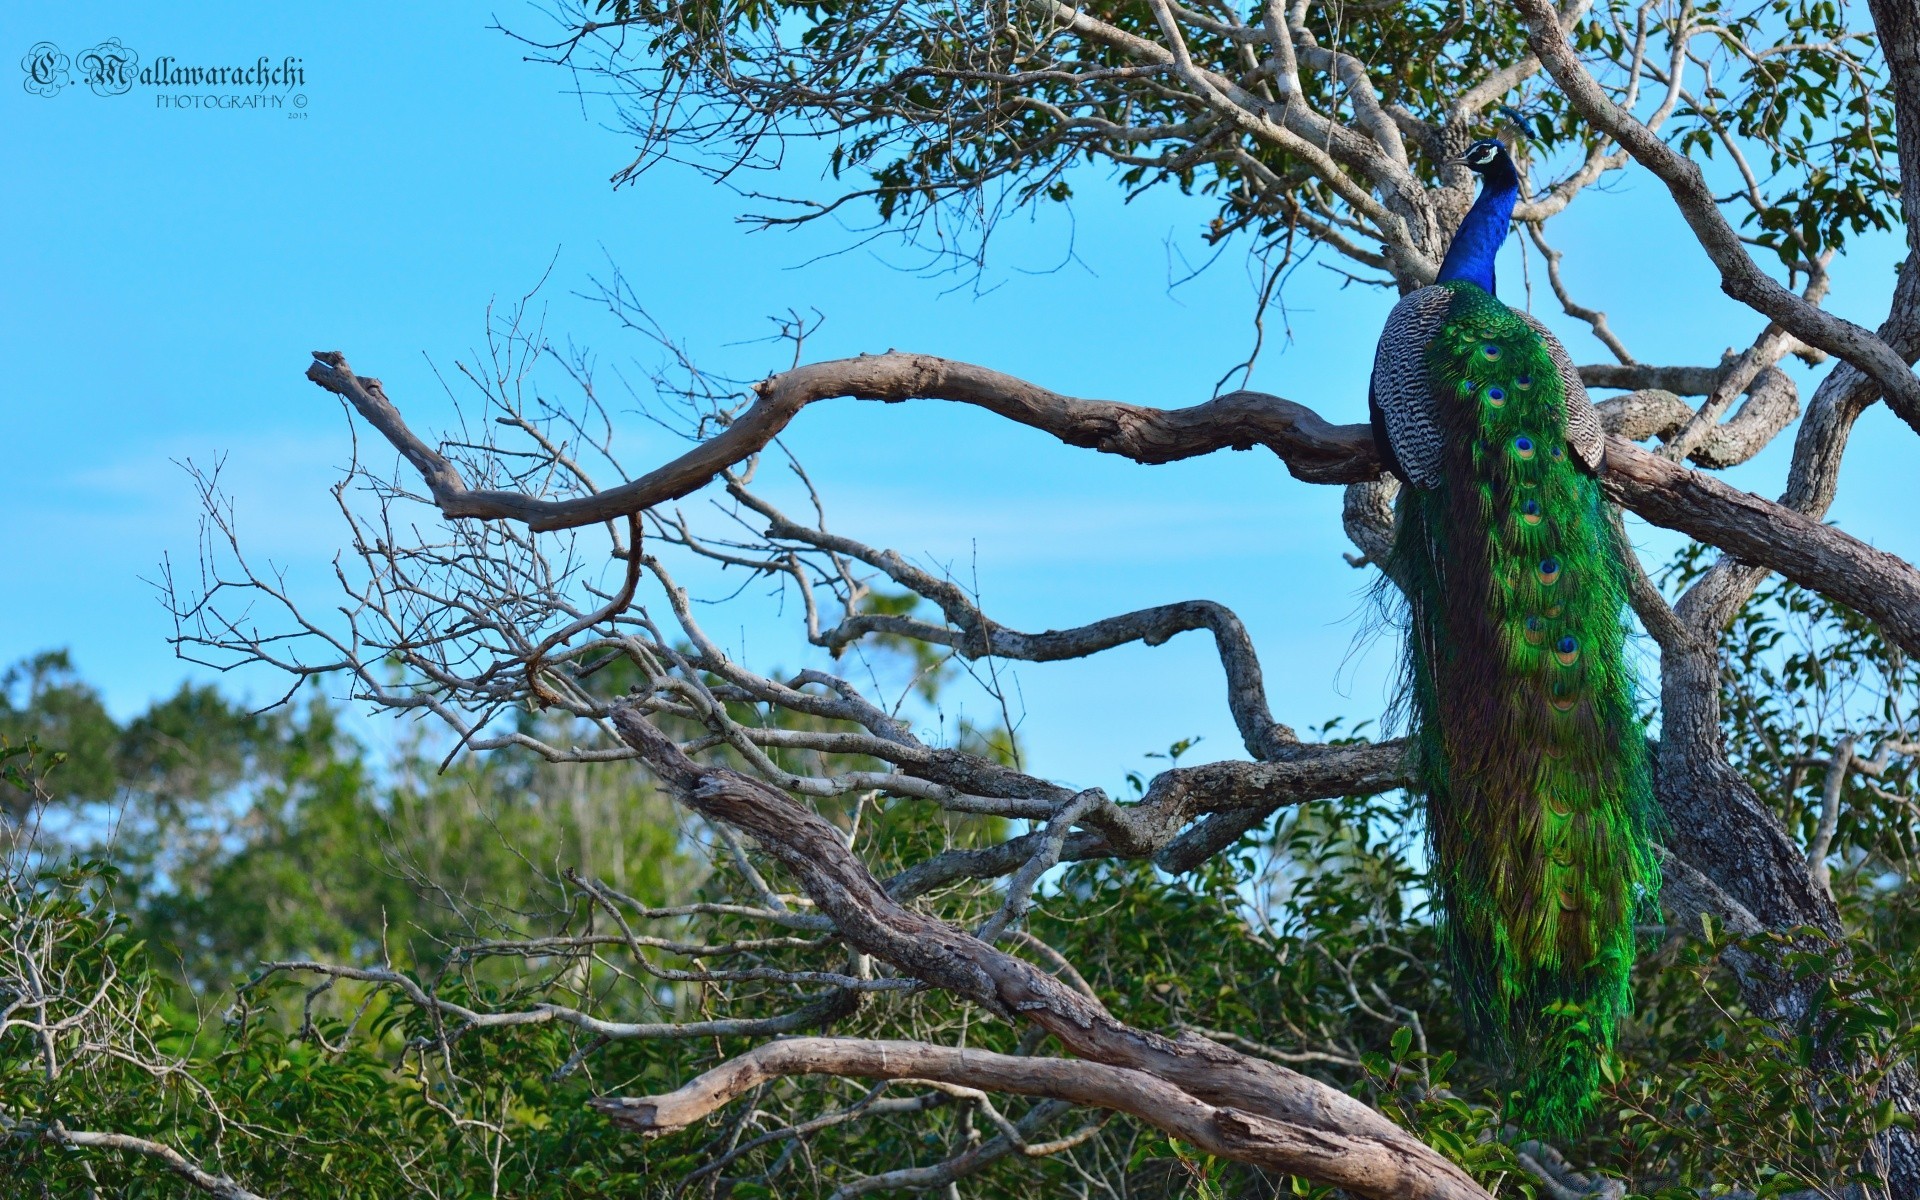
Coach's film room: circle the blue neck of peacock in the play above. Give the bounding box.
[1435,159,1519,295]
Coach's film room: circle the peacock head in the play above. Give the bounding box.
[1457,138,1514,177]
[1436,136,1521,290]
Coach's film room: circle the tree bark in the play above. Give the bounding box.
[604,706,1493,1200]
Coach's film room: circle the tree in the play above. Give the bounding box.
[121,0,1920,1194]
[1,675,708,1198]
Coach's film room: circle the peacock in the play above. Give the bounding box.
[1368,137,1661,1136]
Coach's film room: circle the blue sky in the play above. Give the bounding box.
[3,3,1912,791]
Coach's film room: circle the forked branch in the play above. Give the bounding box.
[307,350,1920,658]
[605,708,1491,1200]
[1513,0,1920,430]
[594,1037,1472,1192]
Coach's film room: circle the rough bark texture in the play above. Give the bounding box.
[594,1039,1465,1191]
[307,351,1920,658]
[605,709,1492,1200]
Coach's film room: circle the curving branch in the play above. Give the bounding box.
[304,349,1378,532]
[1594,369,1799,469]
[0,1124,267,1200]
[594,1037,1479,1195]
[604,708,1491,1200]
[878,739,1410,901]
[308,350,1920,658]
[1526,221,1634,363]
[1117,742,1412,867]
[718,483,1296,759]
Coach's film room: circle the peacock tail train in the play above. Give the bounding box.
[1388,281,1661,1137]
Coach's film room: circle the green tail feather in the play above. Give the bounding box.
[1388,283,1661,1137]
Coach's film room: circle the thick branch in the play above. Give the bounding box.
[1113,742,1412,862]
[1595,369,1798,469]
[322,351,1912,656]
[1581,363,1725,394]
[316,352,1920,656]
[594,1037,1487,1195]
[306,350,1377,532]
[607,707,1488,1200]
[882,739,1409,897]
[1599,434,1920,658]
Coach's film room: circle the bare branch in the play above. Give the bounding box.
[308,350,1920,658]
[1595,369,1799,469]
[306,350,1380,532]
[605,707,1490,1200]
[1807,737,1854,904]
[594,1037,1489,1199]
[3,1124,267,1200]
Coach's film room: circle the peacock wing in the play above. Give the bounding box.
[1368,285,1454,489]
[1514,309,1605,473]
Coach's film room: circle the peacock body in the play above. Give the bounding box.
[1369,139,1661,1136]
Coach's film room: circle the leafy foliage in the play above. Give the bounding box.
[4,545,1919,1195]
[549,0,1899,273]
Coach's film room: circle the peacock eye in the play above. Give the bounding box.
[1537,557,1562,585]
[1548,445,1564,460]
[1481,343,1502,361]
[1516,374,1534,390]
[1512,435,1536,460]
[1556,636,1581,666]
[1520,499,1543,525]
[1485,385,1506,407]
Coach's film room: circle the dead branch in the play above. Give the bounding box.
[601,707,1490,1199]
[593,1037,1488,1199]
[304,349,1920,659]
[305,350,1380,533]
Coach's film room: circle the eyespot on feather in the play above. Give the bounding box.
[1521,499,1543,526]
[1486,385,1507,408]
[1513,436,1536,460]
[1537,557,1562,586]
[1481,343,1502,362]
[1556,636,1580,666]
[1524,615,1546,645]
